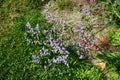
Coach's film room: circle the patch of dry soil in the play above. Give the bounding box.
[41,0,111,47]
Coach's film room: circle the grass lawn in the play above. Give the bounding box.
[0,0,120,79]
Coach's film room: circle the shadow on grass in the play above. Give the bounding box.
[0,13,102,79]
[97,51,120,79]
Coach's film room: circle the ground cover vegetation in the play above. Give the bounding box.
[0,0,120,79]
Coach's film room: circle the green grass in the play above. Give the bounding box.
[0,0,49,42]
[0,9,49,79]
[1,0,120,79]
[97,51,120,79]
[0,11,102,79]
[0,0,48,79]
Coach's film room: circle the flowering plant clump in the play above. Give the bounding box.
[24,4,101,72]
[24,20,90,69]
[74,19,99,51]
[43,5,100,51]
[25,22,70,67]
[25,23,97,69]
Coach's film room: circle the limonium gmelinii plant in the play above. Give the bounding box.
[25,22,70,67]
[25,4,99,71]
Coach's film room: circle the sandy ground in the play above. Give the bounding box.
[41,0,111,47]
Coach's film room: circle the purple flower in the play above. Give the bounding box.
[35,24,40,33]
[52,55,69,67]
[82,4,91,16]
[89,18,98,24]
[38,47,50,56]
[80,21,84,25]
[32,54,40,63]
[60,18,66,27]
[50,39,69,55]
[27,28,34,33]
[43,30,48,34]
[26,38,33,44]
[50,40,56,46]
[26,22,31,29]
[33,59,39,63]
[79,55,84,59]
[53,57,57,63]
[45,12,52,19]
[32,54,39,59]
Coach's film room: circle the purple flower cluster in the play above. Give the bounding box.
[38,47,50,56]
[48,29,69,55]
[44,11,55,23]
[26,22,40,35]
[26,38,34,44]
[43,10,94,59]
[25,22,42,45]
[60,18,66,27]
[44,11,66,28]
[77,50,84,59]
[75,20,99,51]
[89,18,98,24]
[72,42,87,59]
[32,54,40,63]
[25,22,70,67]
[52,55,69,67]
[25,9,100,69]
[75,22,85,38]
[50,39,69,55]
[48,29,69,66]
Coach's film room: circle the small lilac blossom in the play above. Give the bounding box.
[43,49,50,55]
[60,18,66,27]
[26,38,33,44]
[39,47,50,56]
[45,12,52,19]
[32,54,39,59]
[52,55,69,67]
[43,41,47,46]
[80,21,84,25]
[75,23,84,34]
[79,55,84,59]
[50,40,56,46]
[26,22,31,29]
[82,4,91,16]
[55,18,59,25]
[43,30,48,34]
[35,24,40,33]
[45,12,54,23]
[89,18,98,24]
[53,57,57,63]
[32,54,40,63]
[33,59,39,63]
[27,28,34,33]
[77,50,85,59]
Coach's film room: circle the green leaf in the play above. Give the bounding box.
[116,0,120,6]
[111,32,120,46]
[104,18,109,24]
[112,23,119,29]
